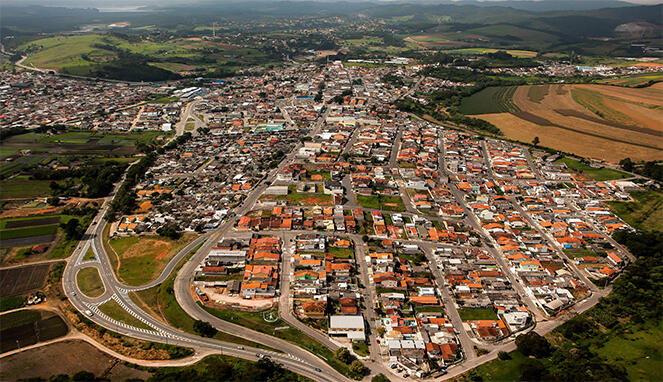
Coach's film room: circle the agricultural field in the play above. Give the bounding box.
[472,83,663,162]
[458,86,519,114]
[0,213,95,265]
[107,233,199,286]
[599,72,663,87]
[0,263,50,298]
[0,309,69,353]
[0,340,151,381]
[442,47,538,58]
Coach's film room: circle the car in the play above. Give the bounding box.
[314,368,322,372]
[390,364,397,369]
[72,292,76,296]
[92,222,97,225]
[257,354,264,359]
[403,374,409,378]
[237,346,244,350]
[84,309,94,317]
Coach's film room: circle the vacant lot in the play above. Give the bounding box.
[607,190,663,232]
[0,309,68,352]
[0,263,50,298]
[556,157,629,181]
[107,233,198,286]
[0,339,151,381]
[474,84,663,162]
[457,307,499,321]
[356,194,405,212]
[76,267,105,298]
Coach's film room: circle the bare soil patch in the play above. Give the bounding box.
[0,339,151,381]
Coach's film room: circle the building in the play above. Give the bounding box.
[328,314,365,341]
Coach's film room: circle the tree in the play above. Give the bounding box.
[157,223,182,240]
[349,360,365,377]
[376,326,385,337]
[62,219,82,240]
[335,347,353,364]
[498,351,511,360]
[71,371,95,382]
[515,332,551,358]
[193,320,217,338]
[519,359,546,381]
[619,157,634,172]
[372,374,390,382]
[532,136,540,146]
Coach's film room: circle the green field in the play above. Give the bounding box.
[457,308,499,321]
[458,86,520,115]
[356,194,405,212]
[0,224,57,241]
[556,157,629,181]
[0,179,52,200]
[607,190,663,232]
[108,234,198,286]
[76,267,105,298]
[442,47,538,58]
[599,72,663,87]
[98,299,152,330]
[327,246,354,259]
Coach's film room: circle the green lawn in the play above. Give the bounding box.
[563,248,601,259]
[556,157,629,181]
[457,308,499,321]
[98,299,151,330]
[463,350,543,381]
[352,341,370,357]
[82,247,95,261]
[76,267,105,298]
[606,190,663,232]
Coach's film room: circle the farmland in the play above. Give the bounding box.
[0,309,69,353]
[472,84,663,162]
[0,340,151,381]
[458,86,519,114]
[0,263,50,298]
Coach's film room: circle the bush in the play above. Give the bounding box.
[193,320,217,338]
[497,351,511,360]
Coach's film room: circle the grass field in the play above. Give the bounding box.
[83,247,96,261]
[327,246,354,259]
[556,157,629,181]
[108,233,198,286]
[459,86,519,115]
[442,48,538,58]
[457,308,499,321]
[76,267,105,298]
[606,190,663,232]
[356,194,405,212]
[128,245,274,351]
[202,305,355,378]
[98,299,151,330]
[265,185,333,206]
[599,72,663,87]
